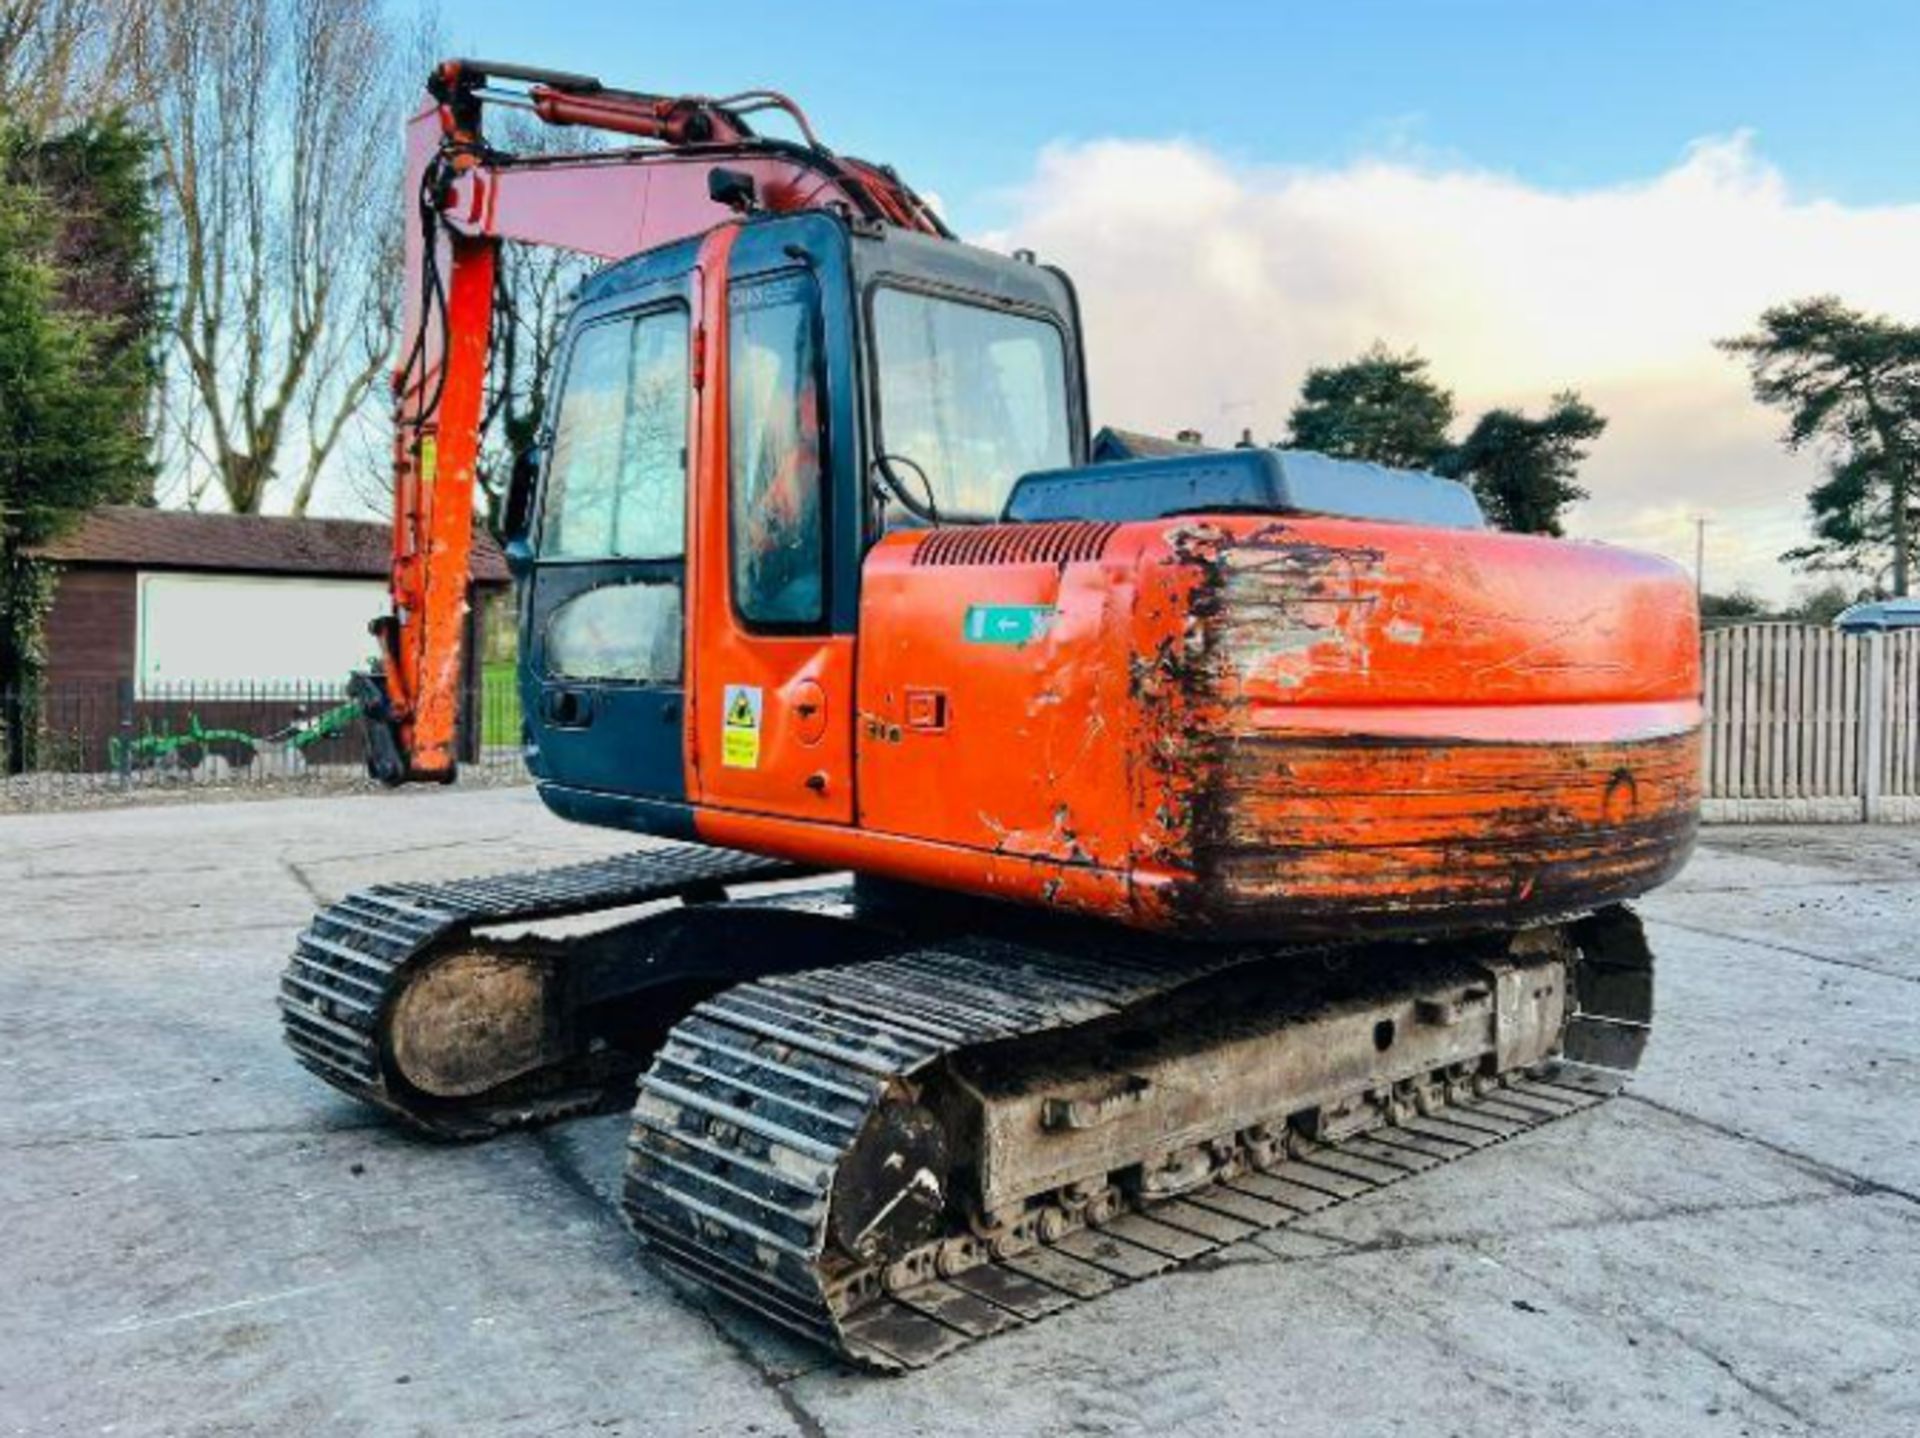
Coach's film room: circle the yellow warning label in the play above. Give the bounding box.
[722,684,762,769]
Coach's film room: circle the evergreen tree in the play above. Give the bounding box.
[1285,345,1455,469]
[20,116,162,491]
[1720,297,1920,596]
[0,116,159,770]
[1437,391,1606,536]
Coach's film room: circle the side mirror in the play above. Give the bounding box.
[503,442,543,543]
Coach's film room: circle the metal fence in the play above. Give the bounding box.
[0,675,525,801]
[1702,624,1920,822]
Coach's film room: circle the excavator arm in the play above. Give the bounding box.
[361,58,945,782]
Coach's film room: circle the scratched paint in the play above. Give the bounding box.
[837,512,1700,939]
[1128,517,1701,936]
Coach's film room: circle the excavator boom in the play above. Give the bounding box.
[368,59,944,781]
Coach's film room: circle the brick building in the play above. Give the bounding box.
[27,507,510,767]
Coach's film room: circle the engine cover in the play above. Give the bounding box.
[853,512,1701,937]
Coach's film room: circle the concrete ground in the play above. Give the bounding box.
[2,790,1916,1438]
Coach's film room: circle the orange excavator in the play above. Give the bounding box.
[283,60,1700,1370]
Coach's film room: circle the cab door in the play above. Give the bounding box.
[523,287,692,800]
[688,218,858,823]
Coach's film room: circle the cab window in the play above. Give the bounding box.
[541,307,689,560]
[544,582,682,683]
[729,272,824,626]
[871,287,1070,524]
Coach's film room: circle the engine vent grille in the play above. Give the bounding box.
[913,521,1120,568]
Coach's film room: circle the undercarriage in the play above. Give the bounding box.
[280,842,1654,1370]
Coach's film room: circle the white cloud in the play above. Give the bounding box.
[980,135,1920,600]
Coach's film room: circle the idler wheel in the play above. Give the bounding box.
[386,949,560,1098]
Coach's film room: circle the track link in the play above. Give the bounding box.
[623,910,1652,1370]
[279,843,811,1137]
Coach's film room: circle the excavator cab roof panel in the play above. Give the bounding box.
[1004,447,1487,529]
[575,232,706,308]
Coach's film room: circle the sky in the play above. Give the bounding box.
[442,0,1920,599]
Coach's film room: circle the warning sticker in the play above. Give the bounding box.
[722,684,763,769]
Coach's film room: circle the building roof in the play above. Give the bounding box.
[33,506,511,584]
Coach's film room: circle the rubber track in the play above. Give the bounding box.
[624,935,1642,1371]
[279,843,810,1137]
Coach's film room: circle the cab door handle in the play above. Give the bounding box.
[544,687,594,728]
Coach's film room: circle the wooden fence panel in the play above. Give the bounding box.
[1699,622,1920,815]
[1886,631,1920,798]
[1841,627,1859,796]
[1701,624,1869,802]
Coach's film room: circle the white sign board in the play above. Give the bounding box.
[136,572,387,696]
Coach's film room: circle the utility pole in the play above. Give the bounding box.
[1693,516,1709,599]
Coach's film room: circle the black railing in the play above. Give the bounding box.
[0,675,527,802]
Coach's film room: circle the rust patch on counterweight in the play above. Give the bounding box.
[1132,523,1390,874]
[1185,730,1698,938]
[1132,522,1701,938]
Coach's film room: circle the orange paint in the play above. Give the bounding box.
[683,225,857,823]
[697,513,1701,938]
[384,230,494,778]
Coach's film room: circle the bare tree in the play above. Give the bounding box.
[0,0,150,138]
[339,104,604,529]
[136,0,403,514]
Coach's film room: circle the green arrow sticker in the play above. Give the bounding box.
[962,604,1057,646]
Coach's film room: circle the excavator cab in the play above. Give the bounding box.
[513,211,1090,836]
